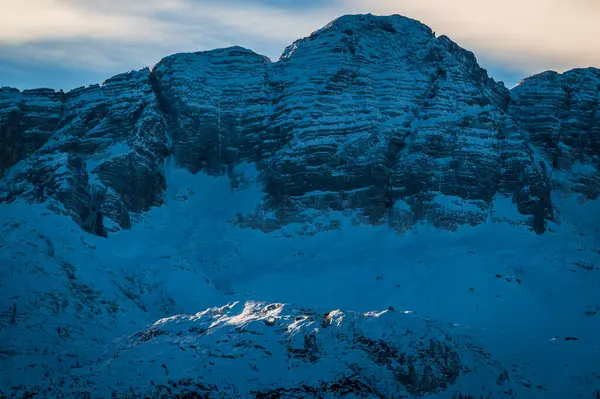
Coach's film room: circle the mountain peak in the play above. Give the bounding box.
[304,13,434,46]
[280,14,434,61]
[1,13,597,236]
[155,45,267,69]
[313,13,432,36]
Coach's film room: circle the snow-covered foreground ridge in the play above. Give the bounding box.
[1,164,599,398]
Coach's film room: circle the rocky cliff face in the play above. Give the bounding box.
[0,87,64,177]
[0,14,597,236]
[151,14,550,233]
[1,69,167,235]
[509,68,600,201]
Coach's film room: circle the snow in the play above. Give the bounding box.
[1,158,599,397]
[84,142,134,188]
[431,194,484,213]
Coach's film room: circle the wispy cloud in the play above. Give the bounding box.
[0,0,598,90]
[0,0,336,68]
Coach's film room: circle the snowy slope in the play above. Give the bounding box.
[1,161,599,398]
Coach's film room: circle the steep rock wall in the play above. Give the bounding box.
[1,14,596,235]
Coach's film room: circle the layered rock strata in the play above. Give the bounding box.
[1,14,597,234]
[509,68,600,200]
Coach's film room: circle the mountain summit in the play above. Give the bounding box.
[1,14,598,236]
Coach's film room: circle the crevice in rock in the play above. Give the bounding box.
[149,70,175,159]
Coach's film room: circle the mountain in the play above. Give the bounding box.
[1,13,599,399]
[5,13,589,237]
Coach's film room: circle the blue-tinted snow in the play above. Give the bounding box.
[1,160,599,397]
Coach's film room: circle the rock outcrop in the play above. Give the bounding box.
[0,14,598,235]
[509,68,600,200]
[0,69,167,234]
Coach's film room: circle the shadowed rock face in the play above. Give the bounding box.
[0,14,596,235]
[0,69,167,234]
[152,46,272,175]
[509,68,600,200]
[0,87,64,177]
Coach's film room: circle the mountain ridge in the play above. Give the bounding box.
[0,13,598,237]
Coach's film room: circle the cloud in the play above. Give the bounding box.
[0,0,343,89]
[0,0,337,66]
[0,0,598,89]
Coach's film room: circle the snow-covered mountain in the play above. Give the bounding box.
[0,13,599,399]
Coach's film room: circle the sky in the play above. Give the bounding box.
[0,0,599,90]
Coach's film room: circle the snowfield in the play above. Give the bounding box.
[1,162,599,398]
